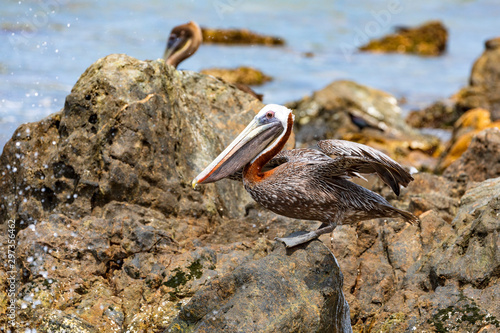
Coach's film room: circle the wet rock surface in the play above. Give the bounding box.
[201,27,285,46]
[1,54,499,333]
[359,21,448,56]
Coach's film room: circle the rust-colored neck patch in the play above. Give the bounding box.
[244,113,293,183]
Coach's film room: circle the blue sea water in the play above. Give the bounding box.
[1,0,500,150]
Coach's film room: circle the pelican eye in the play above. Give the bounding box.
[265,111,275,119]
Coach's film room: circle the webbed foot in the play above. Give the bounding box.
[275,225,336,248]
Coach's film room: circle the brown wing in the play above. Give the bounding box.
[316,140,413,196]
[227,148,331,181]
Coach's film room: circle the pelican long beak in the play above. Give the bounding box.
[193,116,283,188]
[163,35,188,63]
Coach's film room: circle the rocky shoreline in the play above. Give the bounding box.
[0,49,499,333]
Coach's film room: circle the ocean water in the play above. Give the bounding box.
[1,0,500,150]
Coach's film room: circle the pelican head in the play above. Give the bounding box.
[193,104,294,187]
[164,21,203,68]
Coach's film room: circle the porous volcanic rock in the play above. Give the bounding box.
[443,127,500,183]
[1,53,499,333]
[455,37,500,120]
[437,109,500,171]
[325,129,500,332]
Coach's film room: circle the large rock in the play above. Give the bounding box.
[437,109,500,171]
[166,240,351,333]
[443,127,500,183]
[2,53,499,333]
[0,54,261,229]
[0,54,342,332]
[456,37,500,120]
[200,66,272,86]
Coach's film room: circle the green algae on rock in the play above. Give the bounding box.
[359,21,447,56]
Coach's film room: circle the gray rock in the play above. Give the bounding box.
[458,37,500,120]
[434,177,500,287]
[1,52,499,333]
[166,240,352,333]
[288,80,422,142]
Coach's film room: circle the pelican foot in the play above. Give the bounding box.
[275,225,336,248]
[275,233,319,248]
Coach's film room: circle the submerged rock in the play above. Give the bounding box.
[201,27,285,46]
[359,21,448,56]
[201,66,272,86]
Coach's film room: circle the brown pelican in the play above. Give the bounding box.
[163,21,263,101]
[192,104,418,248]
[163,21,203,68]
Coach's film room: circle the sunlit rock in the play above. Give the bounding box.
[359,21,447,56]
[201,66,272,86]
[408,36,500,129]
[201,27,285,46]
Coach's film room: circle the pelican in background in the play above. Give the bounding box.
[192,104,418,248]
[163,21,263,101]
[163,21,203,68]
